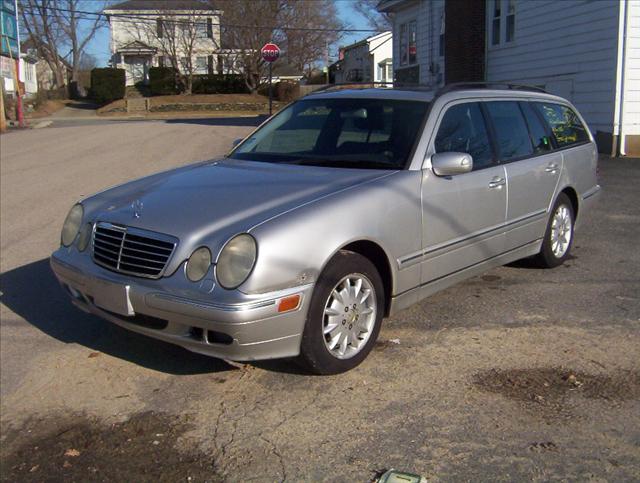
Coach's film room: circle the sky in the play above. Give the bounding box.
[83,0,374,67]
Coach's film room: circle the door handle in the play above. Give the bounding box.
[488,177,506,189]
[545,163,559,173]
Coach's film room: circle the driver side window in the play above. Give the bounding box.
[434,103,494,170]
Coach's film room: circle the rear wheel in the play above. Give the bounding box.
[298,250,384,375]
[534,193,575,268]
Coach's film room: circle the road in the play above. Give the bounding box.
[1,120,639,482]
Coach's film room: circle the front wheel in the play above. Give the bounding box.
[297,250,384,375]
[534,193,575,268]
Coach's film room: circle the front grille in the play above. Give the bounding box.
[92,222,177,278]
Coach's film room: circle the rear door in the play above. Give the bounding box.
[485,100,561,250]
[419,101,506,285]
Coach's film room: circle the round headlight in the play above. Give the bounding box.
[216,234,257,289]
[186,247,212,282]
[61,204,83,247]
[77,223,93,251]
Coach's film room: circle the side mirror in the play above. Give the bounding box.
[232,138,243,148]
[431,152,473,176]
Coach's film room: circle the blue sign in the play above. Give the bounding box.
[1,0,19,58]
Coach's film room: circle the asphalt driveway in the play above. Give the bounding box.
[1,121,638,481]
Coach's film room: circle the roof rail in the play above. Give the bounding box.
[436,82,547,95]
[305,82,395,95]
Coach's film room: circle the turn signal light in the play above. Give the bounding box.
[278,295,301,313]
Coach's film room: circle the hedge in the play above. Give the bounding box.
[192,74,248,94]
[149,66,179,95]
[90,68,125,104]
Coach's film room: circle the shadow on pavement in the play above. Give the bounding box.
[0,258,234,375]
[163,115,267,127]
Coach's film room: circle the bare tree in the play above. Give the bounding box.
[213,0,282,93]
[213,0,346,92]
[20,0,67,89]
[21,0,107,93]
[353,0,392,32]
[280,0,344,77]
[54,0,107,85]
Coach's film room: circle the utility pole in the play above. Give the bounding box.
[14,0,24,127]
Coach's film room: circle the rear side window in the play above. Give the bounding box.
[520,102,553,154]
[434,102,494,170]
[533,102,589,148]
[485,101,533,160]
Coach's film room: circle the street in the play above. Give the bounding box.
[1,120,639,482]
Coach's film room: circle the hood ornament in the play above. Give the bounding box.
[131,199,143,219]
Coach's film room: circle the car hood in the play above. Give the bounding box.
[83,158,393,274]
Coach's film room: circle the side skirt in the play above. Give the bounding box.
[388,239,542,316]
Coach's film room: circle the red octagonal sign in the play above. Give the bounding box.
[261,43,281,63]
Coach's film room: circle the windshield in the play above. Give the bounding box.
[230,98,429,169]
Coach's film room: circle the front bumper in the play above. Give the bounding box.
[50,251,313,361]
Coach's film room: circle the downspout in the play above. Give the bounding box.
[614,0,628,156]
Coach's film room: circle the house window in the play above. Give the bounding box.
[157,18,163,38]
[399,20,417,66]
[491,0,516,46]
[195,56,208,74]
[506,0,516,42]
[491,0,501,45]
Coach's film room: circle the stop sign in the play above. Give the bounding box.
[261,43,281,63]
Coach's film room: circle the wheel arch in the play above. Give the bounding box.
[558,185,579,218]
[339,239,394,317]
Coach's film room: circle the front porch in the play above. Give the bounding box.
[113,41,157,86]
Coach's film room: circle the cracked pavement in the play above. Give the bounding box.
[1,120,639,481]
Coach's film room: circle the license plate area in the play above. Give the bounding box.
[92,279,135,316]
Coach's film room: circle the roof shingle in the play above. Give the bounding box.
[106,0,215,11]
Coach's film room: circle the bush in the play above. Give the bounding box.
[275,81,300,102]
[192,74,248,94]
[90,68,125,104]
[149,66,180,95]
[257,81,299,102]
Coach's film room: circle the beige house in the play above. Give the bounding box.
[104,0,241,86]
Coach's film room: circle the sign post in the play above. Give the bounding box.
[261,43,280,116]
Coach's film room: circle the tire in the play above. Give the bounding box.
[297,250,385,375]
[533,193,575,268]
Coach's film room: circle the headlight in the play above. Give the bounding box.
[216,234,257,289]
[77,223,93,251]
[61,204,83,247]
[186,247,212,282]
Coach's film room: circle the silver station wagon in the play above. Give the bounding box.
[51,84,600,374]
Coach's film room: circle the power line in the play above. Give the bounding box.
[20,4,383,34]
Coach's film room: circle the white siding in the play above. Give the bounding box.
[622,0,640,140]
[391,0,444,87]
[368,32,393,83]
[486,0,620,135]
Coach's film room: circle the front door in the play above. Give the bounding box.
[420,101,507,285]
[126,56,149,85]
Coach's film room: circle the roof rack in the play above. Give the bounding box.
[302,81,547,98]
[436,82,547,95]
[306,82,396,95]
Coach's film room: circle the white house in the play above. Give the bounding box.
[104,0,240,86]
[378,0,640,157]
[333,31,393,84]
